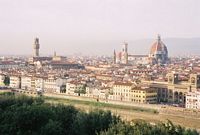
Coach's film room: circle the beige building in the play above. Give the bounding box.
[9,75,21,89]
[66,81,77,94]
[21,76,32,90]
[35,77,45,92]
[186,91,200,109]
[131,87,157,103]
[43,77,66,93]
[113,82,132,101]
[112,82,157,104]
[66,81,86,95]
[143,73,200,105]
[44,79,58,93]
[0,74,5,86]
[13,73,65,93]
[52,52,66,61]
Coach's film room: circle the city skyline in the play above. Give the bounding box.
[1,1,200,133]
[0,0,200,56]
[1,37,200,57]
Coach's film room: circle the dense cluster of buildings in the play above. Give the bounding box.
[0,35,200,110]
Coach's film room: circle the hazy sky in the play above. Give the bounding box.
[0,0,200,56]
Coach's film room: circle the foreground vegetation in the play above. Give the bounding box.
[0,93,199,135]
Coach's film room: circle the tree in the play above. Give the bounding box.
[40,120,63,135]
[3,76,10,86]
[74,84,86,96]
[0,94,199,135]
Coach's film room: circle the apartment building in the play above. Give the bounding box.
[113,82,133,101]
[112,82,157,103]
[44,78,58,93]
[35,77,45,92]
[0,74,5,86]
[143,73,200,104]
[9,75,21,89]
[21,76,32,90]
[66,81,86,95]
[185,91,200,109]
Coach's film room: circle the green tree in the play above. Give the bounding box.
[74,84,86,96]
[3,76,10,86]
[0,94,199,135]
[40,120,63,135]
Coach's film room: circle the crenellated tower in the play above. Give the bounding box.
[33,37,40,57]
[113,50,116,64]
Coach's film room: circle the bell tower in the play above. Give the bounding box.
[113,50,116,64]
[33,37,40,57]
[122,42,128,64]
[167,73,179,84]
[190,74,200,89]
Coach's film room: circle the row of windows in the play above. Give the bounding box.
[114,89,156,94]
[146,95,157,98]
[130,99,156,103]
[114,93,157,98]
[114,89,146,93]
[131,99,144,102]
[146,99,156,102]
[186,103,198,105]
[114,86,131,88]
[21,80,31,83]
[186,105,199,109]
[187,99,200,102]
[45,80,56,83]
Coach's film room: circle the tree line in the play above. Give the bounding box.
[0,93,199,135]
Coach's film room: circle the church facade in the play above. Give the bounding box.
[113,42,129,65]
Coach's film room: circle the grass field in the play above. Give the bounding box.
[44,96,158,114]
[4,91,200,131]
[44,96,200,131]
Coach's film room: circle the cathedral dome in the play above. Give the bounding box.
[150,35,168,55]
[149,35,168,65]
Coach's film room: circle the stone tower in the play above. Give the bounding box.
[190,74,200,89]
[33,37,40,57]
[113,50,116,64]
[167,73,179,84]
[122,42,128,64]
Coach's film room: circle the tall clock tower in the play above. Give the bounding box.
[33,37,40,57]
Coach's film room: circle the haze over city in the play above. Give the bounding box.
[0,0,200,56]
[1,0,200,134]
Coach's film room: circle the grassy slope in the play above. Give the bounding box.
[44,96,200,131]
